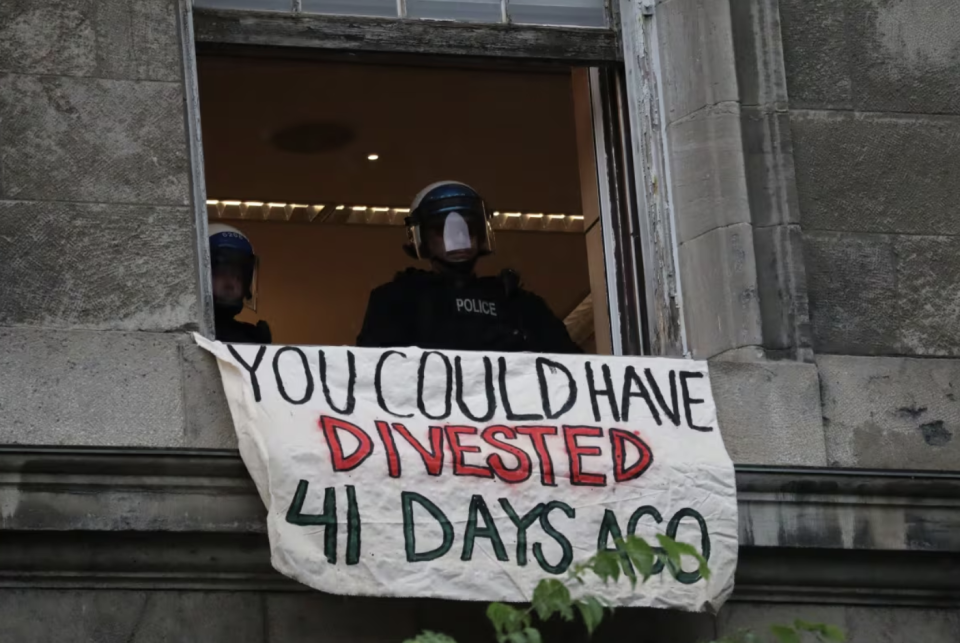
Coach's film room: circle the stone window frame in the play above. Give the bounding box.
[618,0,811,361]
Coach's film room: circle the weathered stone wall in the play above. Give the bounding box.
[653,0,766,361]
[3,589,957,642]
[719,604,960,643]
[773,0,960,469]
[0,589,721,643]
[5,451,955,641]
[780,0,960,357]
[0,0,213,448]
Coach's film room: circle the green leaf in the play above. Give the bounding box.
[654,534,682,568]
[574,595,607,636]
[770,624,802,643]
[486,602,514,632]
[795,618,834,635]
[820,625,846,642]
[567,561,589,584]
[622,535,656,581]
[718,633,760,643]
[522,627,543,643]
[710,632,759,643]
[655,534,711,580]
[604,540,638,585]
[531,579,574,621]
[793,620,846,642]
[403,631,459,643]
[486,602,529,642]
[591,551,621,584]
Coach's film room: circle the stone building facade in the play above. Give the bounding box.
[0,0,958,640]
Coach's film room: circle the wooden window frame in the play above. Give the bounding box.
[191,7,621,62]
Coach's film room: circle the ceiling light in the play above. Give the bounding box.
[367,154,379,161]
[207,199,583,230]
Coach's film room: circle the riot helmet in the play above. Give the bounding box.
[209,223,257,317]
[404,181,494,270]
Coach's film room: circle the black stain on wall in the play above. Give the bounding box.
[919,420,952,447]
[897,405,927,420]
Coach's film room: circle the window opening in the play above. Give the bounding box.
[197,52,625,354]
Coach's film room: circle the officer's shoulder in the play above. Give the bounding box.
[231,319,271,344]
[513,284,554,312]
[217,318,270,344]
[500,267,521,284]
[476,274,503,288]
[254,320,272,344]
[484,269,535,298]
[517,287,549,305]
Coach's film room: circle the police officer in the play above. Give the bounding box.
[209,223,272,344]
[357,181,580,354]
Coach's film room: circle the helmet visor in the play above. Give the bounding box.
[211,249,257,311]
[420,209,491,262]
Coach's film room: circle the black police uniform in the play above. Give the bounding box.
[357,268,581,354]
[216,316,272,344]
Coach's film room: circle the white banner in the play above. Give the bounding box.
[196,334,738,611]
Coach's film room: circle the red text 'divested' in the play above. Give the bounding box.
[318,415,653,487]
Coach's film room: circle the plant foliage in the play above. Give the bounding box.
[403,535,842,643]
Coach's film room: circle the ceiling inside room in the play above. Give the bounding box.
[197,55,584,214]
